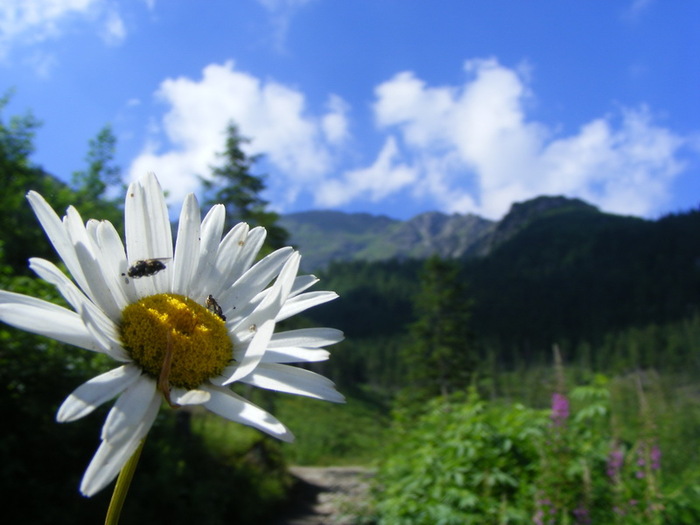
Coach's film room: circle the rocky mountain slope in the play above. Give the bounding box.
[280,195,599,271]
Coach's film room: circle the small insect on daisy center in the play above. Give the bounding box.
[120,294,233,401]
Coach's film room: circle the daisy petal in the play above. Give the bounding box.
[101,377,159,443]
[213,222,249,289]
[226,252,302,382]
[240,363,346,403]
[219,247,293,318]
[125,173,173,296]
[64,207,121,320]
[227,317,276,383]
[80,391,160,497]
[94,220,134,307]
[269,328,345,348]
[57,365,141,422]
[276,291,339,322]
[263,328,343,363]
[171,193,201,295]
[290,275,320,296]
[234,226,267,277]
[29,257,126,355]
[170,388,212,405]
[261,348,330,364]
[204,385,294,442]
[29,258,92,313]
[190,204,225,299]
[80,302,130,362]
[0,290,101,352]
[27,192,91,295]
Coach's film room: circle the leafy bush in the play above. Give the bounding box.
[374,391,547,524]
[373,379,700,524]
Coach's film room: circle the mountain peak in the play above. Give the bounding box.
[505,195,599,219]
[281,195,601,270]
[483,195,600,249]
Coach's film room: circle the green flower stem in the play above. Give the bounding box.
[104,438,146,525]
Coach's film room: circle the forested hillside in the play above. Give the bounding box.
[280,208,495,270]
[306,203,700,391]
[280,195,598,271]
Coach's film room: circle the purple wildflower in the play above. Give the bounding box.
[650,444,661,470]
[551,392,570,426]
[607,447,624,480]
[636,444,648,478]
[573,506,591,524]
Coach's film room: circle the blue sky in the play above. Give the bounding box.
[2,0,699,220]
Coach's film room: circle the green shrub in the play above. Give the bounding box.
[374,391,548,524]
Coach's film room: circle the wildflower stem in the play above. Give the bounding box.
[104,438,146,525]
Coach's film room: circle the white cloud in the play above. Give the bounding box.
[24,50,59,78]
[316,137,417,207]
[0,0,127,60]
[624,0,655,20]
[129,61,345,206]
[338,57,688,219]
[256,0,315,53]
[321,94,350,145]
[100,8,126,46]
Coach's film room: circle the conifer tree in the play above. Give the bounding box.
[202,122,289,252]
[0,93,70,270]
[71,124,123,226]
[72,124,122,200]
[402,255,474,401]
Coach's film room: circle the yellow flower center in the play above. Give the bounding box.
[120,293,233,391]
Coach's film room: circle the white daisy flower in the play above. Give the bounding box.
[0,173,344,497]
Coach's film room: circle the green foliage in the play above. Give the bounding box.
[202,122,289,253]
[312,259,420,340]
[0,272,113,523]
[0,93,77,272]
[307,205,700,389]
[274,394,390,465]
[375,391,548,524]
[71,124,124,225]
[401,256,475,401]
[466,207,700,363]
[121,412,290,525]
[573,315,700,373]
[373,375,700,524]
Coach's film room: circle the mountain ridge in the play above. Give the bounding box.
[280,195,603,271]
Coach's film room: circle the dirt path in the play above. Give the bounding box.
[274,466,374,525]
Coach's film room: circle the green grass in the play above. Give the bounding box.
[192,407,267,459]
[189,390,391,466]
[275,393,390,465]
[189,366,700,481]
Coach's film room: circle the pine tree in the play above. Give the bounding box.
[202,122,289,252]
[402,255,475,401]
[0,92,72,271]
[71,124,123,225]
[72,125,121,199]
